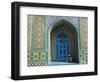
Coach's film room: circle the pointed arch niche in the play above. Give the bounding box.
[48,19,79,64]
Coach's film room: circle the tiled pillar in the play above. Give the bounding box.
[27,15,48,66]
[80,17,88,64]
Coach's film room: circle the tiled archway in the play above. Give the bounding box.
[50,20,79,63]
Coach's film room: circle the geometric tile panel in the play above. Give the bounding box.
[79,17,88,64]
[80,49,88,64]
[28,61,47,67]
[27,15,47,67]
[80,17,88,49]
[27,15,33,51]
[31,15,46,50]
[27,52,47,66]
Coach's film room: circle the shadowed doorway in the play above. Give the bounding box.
[50,20,79,63]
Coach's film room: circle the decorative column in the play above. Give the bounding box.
[80,17,88,64]
[27,15,48,66]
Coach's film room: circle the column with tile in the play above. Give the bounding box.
[28,15,47,66]
[80,17,88,64]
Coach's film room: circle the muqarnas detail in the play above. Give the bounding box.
[27,15,88,67]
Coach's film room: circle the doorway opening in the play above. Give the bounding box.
[50,20,79,63]
[56,30,72,62]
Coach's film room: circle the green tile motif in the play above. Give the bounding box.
[31,16,46,50]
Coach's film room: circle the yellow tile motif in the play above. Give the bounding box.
[31,15,46,50]
[39,52,46,60]
[80,17,88,64]
[80,17,88,49]
[33,52,39,60]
